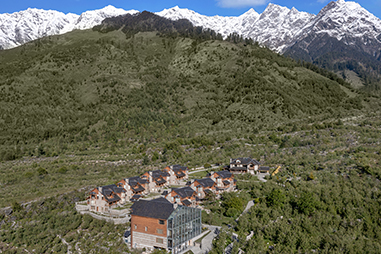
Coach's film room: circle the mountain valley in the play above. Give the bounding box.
[0,5,381,254]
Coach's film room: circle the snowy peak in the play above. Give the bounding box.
[0,6,138,49]
[74,5,138,30]
[301,0,381,44]
[0,8,78,49]
[0,0,381,53]
[156,6,260,39]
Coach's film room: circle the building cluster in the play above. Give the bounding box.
[87,157,269,214]
[85,157,269,253]
[87,165,189,213]
[164,170,236,207]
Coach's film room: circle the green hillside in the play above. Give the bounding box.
[0,12,371,162]
[1,12,381,254]
[284,33,381,91]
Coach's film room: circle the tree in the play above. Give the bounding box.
[12,201,23,212]
[297,192,317,215]
[266,189,285,208]
[142,155,150,165]
[222,193,245,217]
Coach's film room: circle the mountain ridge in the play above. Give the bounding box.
[1,0,380,52]
[0,5,138,49]
[1,0,381,87]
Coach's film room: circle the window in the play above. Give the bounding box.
[157,229,163,234]
[134,224,137,230]
[156,238,163,244]
[159,220,165,225]
[145,226,148,232]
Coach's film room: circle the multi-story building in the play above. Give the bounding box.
[87,184,126,213]
[117,176,148,201]
[228,157,261,174]
[164,165,189,184]
[130,197,202,253]
[207,170,236,192]
[165,186,198,207]
[187,178,217,199]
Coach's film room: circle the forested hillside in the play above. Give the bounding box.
[285,33,381,91]
[0,12,372,162]
[1,12,381,254]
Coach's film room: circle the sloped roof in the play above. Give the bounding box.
[131,194,141,201]
[155,177,167,185]
[175,171,186,178]
[131,184,145,193]
[152,170,169,178]
[223,180,230,185]
[114,187,126,194]
[195,178,215,188]
[171,165,188,171]
[216,170,233,179]
[259,166,270,171]
[231,157,260,165]
[98,184,125,202]
[131,198,175,219]
[182,199,192,206]
[230,167,248,171]
[128,176,148,186]
[173,186,195,199]
[105,195,121,203]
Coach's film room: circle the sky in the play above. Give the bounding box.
[1,0,381,19]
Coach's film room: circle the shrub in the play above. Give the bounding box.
[58,167,68,174]
[37,167,48,176]
[204,163,211,169]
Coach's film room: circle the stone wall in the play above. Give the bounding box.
[75,202,130,224]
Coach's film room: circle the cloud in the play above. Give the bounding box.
[216,0,268,8]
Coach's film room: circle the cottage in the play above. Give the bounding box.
[141,170,171,191]
[130,198,202,253]
[164,165,189,183]
[228,157,260,174]
[117,176,148,201]
[187,178,217,199]
[165,186,198,207]
[87,184,126,213]
[207,170,236,192]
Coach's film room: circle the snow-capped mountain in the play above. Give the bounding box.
[156,0,381,53]
[156,6,260,40]
[288,0,381,56]
[156,5,314,52]
[1,0,381,55]
[0,5,138,49]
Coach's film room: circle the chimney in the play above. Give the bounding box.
[173,203,178,209]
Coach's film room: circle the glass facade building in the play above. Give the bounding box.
[167,205,202,253]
